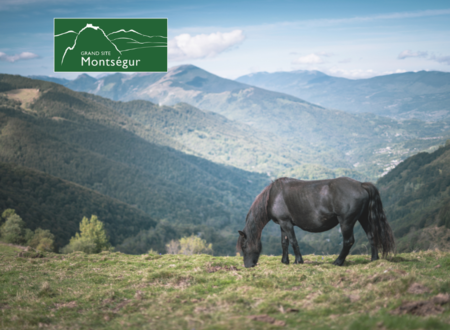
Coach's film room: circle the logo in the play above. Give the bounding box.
[54,18,167,72]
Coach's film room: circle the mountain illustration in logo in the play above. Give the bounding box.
[60,24,121,65]
[55,23,167,66]
[108,29,167,52]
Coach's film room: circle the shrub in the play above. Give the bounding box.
[179,235,213,255]
[61,237,97,254]
[166,240,180,254]
[1,208,16,220]
[0,214,26,244]
[24,228,34,243]
[28,228,55,252]
[61,215,110,254]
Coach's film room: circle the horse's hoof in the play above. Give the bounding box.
[281,259,290,265]
[294,259,304,264]
[333,259,344,266]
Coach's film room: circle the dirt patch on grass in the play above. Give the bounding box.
[247,314,286,326]
[0,303,11,310]
[102,298,114,305]
[348,293,361,302]
[112,299,130,312]
[17,251,43,258]
[392,293,450,316]
[366,272,397,284]
[165,277,191,289]
[407,283,430,294]
[206,265,240,273]
[54,301,77,309]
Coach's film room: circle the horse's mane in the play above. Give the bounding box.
[237,179,286,251]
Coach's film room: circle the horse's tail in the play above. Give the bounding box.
[361,182,395,257]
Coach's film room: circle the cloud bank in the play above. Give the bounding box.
[398,50,450,65]
[292,52,333,65]
[398,50,428,59]
[0,51,39,62]
[169,30,245,61]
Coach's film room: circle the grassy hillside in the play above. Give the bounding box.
[1,243,450,329]
[236,70,450,121]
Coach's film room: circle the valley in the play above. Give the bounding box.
[2,66,450,256]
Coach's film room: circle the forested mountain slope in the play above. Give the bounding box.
[0,74,272,254]
[32,66,450,179]
[376,142,450,252]
[81,92,367,178]
[0,162,156,249]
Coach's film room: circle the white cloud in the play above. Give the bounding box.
[325,68,376,79]
[0,51,39,62]
[316,51,334,57]
[292,53,324,64]
[429,54,450,65]
[398,50,450,65]
[323,68,411,79]
[398,50,428,59]
[168,30,245,61]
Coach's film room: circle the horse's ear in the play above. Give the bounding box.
[238,230,247,239]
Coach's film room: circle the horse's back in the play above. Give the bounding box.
[269,177,369,232]
[277,176,366,196]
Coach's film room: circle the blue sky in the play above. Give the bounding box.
[0,0,449,79]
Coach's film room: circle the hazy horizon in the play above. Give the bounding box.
[1,0,449,80]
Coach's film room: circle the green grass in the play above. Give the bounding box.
[1,243,450,329]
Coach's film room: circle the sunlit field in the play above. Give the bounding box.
[1,243,449,329]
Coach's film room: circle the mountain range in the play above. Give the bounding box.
[3,69,450,254]
[236,70,450,121]
[31,65,450,179]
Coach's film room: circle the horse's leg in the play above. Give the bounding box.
[333,218,356,266]
[281,227,290,265]
[358,217,379,261]
[280,221,304,264]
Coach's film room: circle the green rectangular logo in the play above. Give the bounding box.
[54,18,167,72]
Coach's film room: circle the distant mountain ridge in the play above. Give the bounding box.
[236,70,450,121]
[31,65,450,179]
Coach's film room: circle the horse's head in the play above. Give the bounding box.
[237,230,262,268]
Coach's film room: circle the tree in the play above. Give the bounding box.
[179,235,213,255]
[61,215,110,254]
[0,214,25,244]
[1,208,16,220]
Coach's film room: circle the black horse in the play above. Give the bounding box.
[237,177,395,268]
